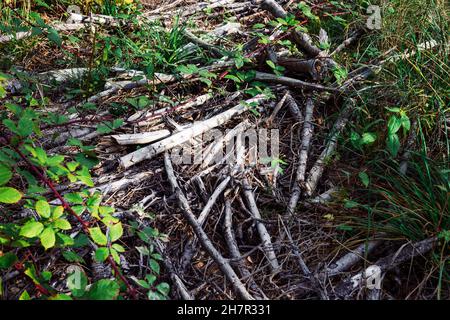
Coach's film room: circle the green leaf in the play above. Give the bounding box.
[67,268,88,298]
[109,222,123,242]
[62,251,85,263]
[266,60,276,69]
[88,279,120,300]
[386,133,401,157]
[361,132,377,145]
[112,243,125,253]
[18,117,34,136]
[0,252,18,269]
[131,276,150,289]
[53,219,71,230]
[40,227,56,250]
[35,200,51,218]
[0,164,12,186]
[95,247,110,262]
[20,221,44,238]
[344,200,360,208]
[89,227,107,246]
[47,28,62,47]
[19,290,31,300]
[156,282,170,296]
[400,113,411,131]
[35,147,47,165]
[52,206,64,219]
[64,192,84,204]
[149,259,160,274]
[387,115,402,135]
[0,187,22,203]
[49,294,72,300]
[358,172,370,187]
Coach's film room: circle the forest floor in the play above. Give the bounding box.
[0,0,448,300]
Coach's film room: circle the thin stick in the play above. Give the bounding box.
[164,153,253,300]
[304,99,355,197]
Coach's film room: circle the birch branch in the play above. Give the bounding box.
[164,153,254,300]
[254,72,338,92]
[286,97,314,215]
[120,95,267,169]
[304,99,355,197]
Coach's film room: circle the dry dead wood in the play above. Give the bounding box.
[260,0,322,58]
[180,176,231,272]
[241,179,280,273]
[278,58,325,80]
[254,72,338,92]
[326,239,382,277]
[304,99,355,197]
[286,97,314,215]
[111,130,171,145]
[333,237,437,299]
[120,95,267,169]
[224,197,268,299]
[164,152,254,300]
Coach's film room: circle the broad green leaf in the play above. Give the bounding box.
[0,187,22,203]
[64,192,84,204]
[386,133,401,157]
[18,117,33,136]
[35,200,51,218]
[358,172,370,187]
[49,294,72,300]
[0,164,12,186]
[131,276,150,289]
[47,28,62,47]
[52,206,64,219]
[89,227,107,246]
[361,132,377,145]
[20,221,44,238]
[156,282,170,296]
[35,147,47,165]
[387,115,402,135]
[0,252,18,269]
[67,268,88,298]
[62,251,85,263]
[95,247,109,262]
[112,243,125,253]
[109,222,123,242]
[19,290,31,300]
[53,219,71,230]
[40,227,56,250]
[149,259,160,274]
[88,279,120,300]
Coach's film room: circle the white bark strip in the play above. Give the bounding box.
[254,72,338,92]
[224,199,268,300]
[112,130,171,145]
[334,237,437,299]
[326,240,382,276]
[304,99,355,197]
[286,97,314,215]
[242,179,280,273]
[120,95,267,169]
[164,153,254,300]
[296,98,315,184]
[201,120,252,168]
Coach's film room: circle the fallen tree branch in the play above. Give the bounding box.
[224,197,268,299]
[120,95,267,169]
[304,99,355,197]
[286,97,314,215]
[254,72,338,92]
[164,152,254,300]
[111,130,171,145]
[334,237,437,299]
